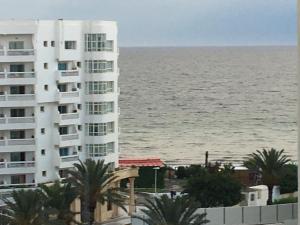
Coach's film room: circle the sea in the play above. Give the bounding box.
[118,47,297,165]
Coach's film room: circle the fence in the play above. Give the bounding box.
[132,203,298,225]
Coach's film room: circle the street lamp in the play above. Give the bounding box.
[153,167,160,195]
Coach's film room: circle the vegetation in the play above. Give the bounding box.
[273,196,298,204]
[133,195,208,225]
[40,181,79,225]
[134,167,166,188]
[185,171,242,207]
[278,164,297,194]
[66,159,126,225]
[244,148,290,205]
[0,189,45,225]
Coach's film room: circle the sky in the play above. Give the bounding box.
[0,0,296,46]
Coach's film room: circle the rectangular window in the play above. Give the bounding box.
[9,41,24,50]
[10,86,25,94]
[10,130,25,139]
[59,147,69,157]
[10,64,24,72]
[51,41,55,47]
[86,102,114,115]
[86,142,115,157]
[43,41,48,47]
[58,63,67,71]
[65,41,76,49]
[85,122,114,136]
[10,108,25,117]
[85,81,114,94]
[84,33,113,51]
[85,60,114,73]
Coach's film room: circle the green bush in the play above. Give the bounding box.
[134,167,166,188]
[279,164,298,194]
[273,197,298,204]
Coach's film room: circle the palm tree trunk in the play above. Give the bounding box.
[267,185,273,205]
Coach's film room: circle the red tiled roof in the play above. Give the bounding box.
[119,157,164,167]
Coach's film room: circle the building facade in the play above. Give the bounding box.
[0,20,119,189]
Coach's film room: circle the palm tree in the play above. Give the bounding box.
[133,195,208,225]
[40,181,79,225]
[244,148,290,205]
[0,189,45,225]
[67,159,126,225]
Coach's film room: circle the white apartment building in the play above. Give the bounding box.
[0,20,120,189]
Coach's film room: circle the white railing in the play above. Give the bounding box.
[0,138,35,146]
[60,155,79,162]
[0,93,35,101]
[60,133,79,141]
[0,161,35,169]
[6,49,34,56]
[59,91,79,98]
[60,112,79,120]
[0,71,35,79]
[0,116,35,124]
[60,70,79,77]
[0,183,35,189]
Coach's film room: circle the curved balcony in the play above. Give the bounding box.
[56,90,80,104]
[54,133,80,147]
[0,138,35,152]
[55,154,79,169]
[54,111,80,126]
[56,70,80,83]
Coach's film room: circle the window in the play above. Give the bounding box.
[78,146,82,152]
[10,130,25,139]
[11,152,25,161]
[59,126,68,135]
[85,60,114,73]
[77,104,82,110]
[78,125,82,131]
[11,175,25,184]
[77,83,81,89]
[58,63,67,71]
[44,63,48,69]
[250,193,255,201]
[65,41,76,49]
[10,86,25,94]
[51,41,55,47]
[40,106,45,112]
[85,122,114,136]
[43,41,48,47]
[84,34,113,51]
[10,64,24,72]
[86,142,115,157]
[41,128,45,134]
[41,149,46,155]
[86,102,114,115]
[77,62,81,68]
[9,41,24,49]
[10,108,25,117]
[58,105,67,114]
[85,81,114,94]
[44,85,48,91]
[57,84,67,92]
[59,147,69,157]
[42,171,47,177]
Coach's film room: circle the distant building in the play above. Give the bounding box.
[0,20,119,189]
[241,185,269,206]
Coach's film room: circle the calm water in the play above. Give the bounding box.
[118,47,297,165]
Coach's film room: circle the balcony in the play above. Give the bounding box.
[0,138,35,152]
[0,93,35,107]
[54,153,79,169]
[55,133,80,147]
[0,116,35,129]
[56,90,80,104]
[0,161,35,175]
[0,183,35,190]
[0,48,35,62]
[54,111,80,126]
[0,71,35,85]
[56,70,80,83]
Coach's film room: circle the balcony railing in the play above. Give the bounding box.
[7,49,34,56]
[60,70,79,77]
[0,93,35,101]
[0,183,35,189]
[60,155,79,162]
[0,138,35,146]
[60,133,79,141]
[0,116,35,124]
[59,91,79,98]
[60,113,79,120]
[0,72,35,79]
[0,161,35,169]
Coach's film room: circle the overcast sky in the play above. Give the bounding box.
[0,0,296,46]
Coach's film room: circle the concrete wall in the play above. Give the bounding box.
[132,203,298,225]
